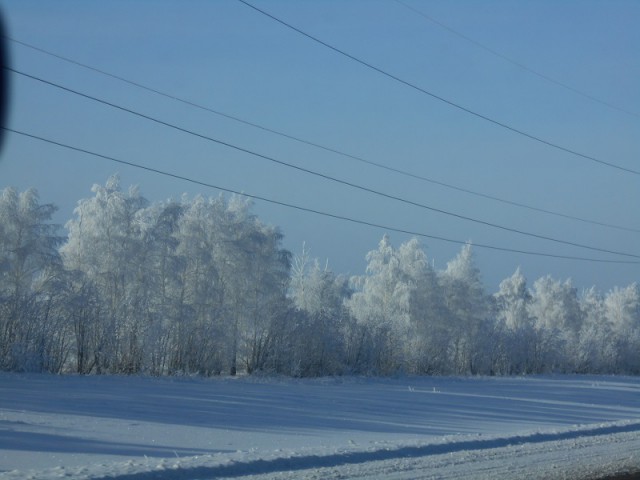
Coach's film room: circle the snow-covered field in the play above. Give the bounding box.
[0,373,639,479]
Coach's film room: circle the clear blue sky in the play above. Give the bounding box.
[1,0,638,292]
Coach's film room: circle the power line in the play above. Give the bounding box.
[393,0,639,119]
[8,66,640,261]
[7,36,638,234]
[5,126,639,265]
[236,0,640,177]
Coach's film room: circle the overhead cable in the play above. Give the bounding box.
[393,0,639,118]
[8,67,640,260]
[7,36,638,233]
[5,126,639,265]
[236,0,640,177]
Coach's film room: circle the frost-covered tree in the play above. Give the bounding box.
[135,200,185,375]
[346,236,453,374]
[576,287,616,373]
[290,245,351,376]
[290,242,313,313]
[396,238,446,373]
[530,276,582,333]
[228,198,291,375]
[438,244,490,374]
[493,268,536,374]
[0,187,66,371]
[169,194,228,375]
[495,268,530,331]
[64,269,103,374]
[528,276,583,372]
[346,235,412,373]
[605,283,640,332]
[605,284,640,372]
[292,245,350,320]
[61,175,149,373]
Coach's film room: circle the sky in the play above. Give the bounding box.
[0,0,638,292]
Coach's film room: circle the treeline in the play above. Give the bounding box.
[1,177,638,376]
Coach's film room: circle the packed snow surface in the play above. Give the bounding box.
[0,373,639,479]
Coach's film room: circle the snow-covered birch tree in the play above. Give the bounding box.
[438,244,490,374]
[0,187,66,371]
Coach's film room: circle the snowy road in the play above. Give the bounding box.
[0,374,639,479]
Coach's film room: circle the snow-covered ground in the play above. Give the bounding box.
[0,373,639,479]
